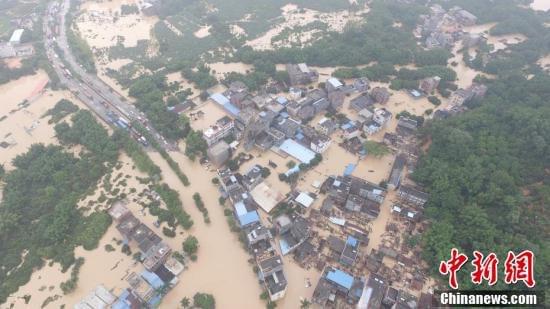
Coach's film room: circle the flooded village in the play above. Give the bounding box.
[0,0,548,308]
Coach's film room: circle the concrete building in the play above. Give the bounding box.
[370,87,390,104]
[317,117,336,135]
[326,77,343,93]
[203,116,234,146]
[328,89,345,110]
[353,77,370,92]
[350,93,375,112]
[388,154,407,190]
[207,140,231,167]
[398,185,429,208]
[287,63,319,86]
[418,76,441,94]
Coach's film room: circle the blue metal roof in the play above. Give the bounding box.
[111,290,131,309]
[223,102,241,116]
[211,93,240,116]
[211,93,230,105]
[112,300,130,309]
[346,236,358,247]
[326,268,354,290]
[279,139,315,164]
[344,164,356,176]
[141,270,164,289]
[148,294,163,307]
[238,211,260,226]
[234,201,248,217]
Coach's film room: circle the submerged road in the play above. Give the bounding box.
[43,0,177,151]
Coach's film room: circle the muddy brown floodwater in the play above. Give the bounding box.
[0,70,86,171]
[148,150,265,308]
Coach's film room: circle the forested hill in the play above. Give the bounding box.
[413,73,550,291]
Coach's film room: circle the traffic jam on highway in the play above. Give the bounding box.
[43,1,177,150]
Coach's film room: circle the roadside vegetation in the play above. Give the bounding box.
[42,99,80,124]
[65,0,96,73]
[193,193,210,224]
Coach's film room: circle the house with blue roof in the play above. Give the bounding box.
[234,201,260,228]
[141,270,164,289]
[312,266,366,307]
[211,93,241,117]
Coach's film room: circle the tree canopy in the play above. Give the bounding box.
[414,73,550,290]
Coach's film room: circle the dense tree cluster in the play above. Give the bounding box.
[193,193,210,223]
[60,257,85,294]
[42,99,80,124]
[0,144,112,303]
[183,64,218,90]
[363,141,390,158]
[154,183,194,230]
[185,130,208,161]
[66,0,96,73]
[414,73,550,290]
[55,110,119,162]
[193,292,215,309]
[129,74,188,140]
[235,1,438,68]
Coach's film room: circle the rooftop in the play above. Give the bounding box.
[326,268,354,290]
[327,77,343,88]
[9,29,24,43]
[250,182,285,213]
[279,139,316,164]
[211,93,240,116]
[295,192,314,208]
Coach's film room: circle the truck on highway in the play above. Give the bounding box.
[64,68,72,77]
[118,117,130,128]
[115,119,129,130]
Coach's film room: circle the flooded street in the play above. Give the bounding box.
[148,150,264,309]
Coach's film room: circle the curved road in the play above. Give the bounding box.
[43,0,177,151]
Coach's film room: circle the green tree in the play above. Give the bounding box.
[363,141,390,158]
[193,292,215,309]
[183,235,199,255]
[185,130,208,160]
[180,297,190,308]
